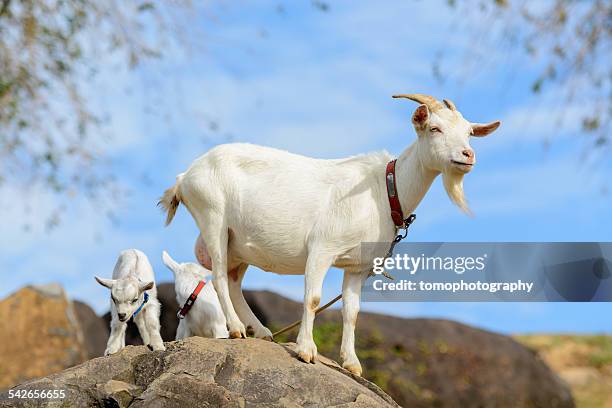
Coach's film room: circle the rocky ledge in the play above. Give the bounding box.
[0,337,400,408]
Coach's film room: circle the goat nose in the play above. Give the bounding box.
[462,149,474,159]
[118,313,127,320]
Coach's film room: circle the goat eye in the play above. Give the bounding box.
[132,299,138,304]
[430,127,442,133]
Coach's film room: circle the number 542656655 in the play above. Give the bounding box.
[7,389,65,399]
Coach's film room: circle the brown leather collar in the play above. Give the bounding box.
[385,159,406,227]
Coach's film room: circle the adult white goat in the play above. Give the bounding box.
[161,250,229,339]
[95,249,165,355]
[159,94,500,376]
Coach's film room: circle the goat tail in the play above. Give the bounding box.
[158,173,184,226]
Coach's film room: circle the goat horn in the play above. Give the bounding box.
[392,94,444,111]
[443,99,457,111]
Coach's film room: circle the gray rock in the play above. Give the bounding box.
[0,337,400,408]
[96,379,142,408]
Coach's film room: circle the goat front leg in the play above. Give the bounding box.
[296,252,333,364]
[105,317,127,355]
[134,313,150,346]
[143,302,165,351]
[340,270,367,376]
[175,319,191,340]
[228,263,273,340]
[202,215,246,339]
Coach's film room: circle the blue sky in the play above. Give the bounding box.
[1,0,611,334]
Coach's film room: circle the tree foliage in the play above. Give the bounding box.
[0,0,182,223]
[445,0,611,148]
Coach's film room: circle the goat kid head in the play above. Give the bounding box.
[95,276,153,322]
[162,250,213,307]
[162,250,207,282]
[393,93,501,213]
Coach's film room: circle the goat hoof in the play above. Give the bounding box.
[246,325,255,337]
[229,330,243,339]
[297,351,316,364]
[343,363,362,377]
[260,335,273,342]
[146,344,153,351]
[104,347,121,356]
[150,342,165,351]
[296,339,317,364]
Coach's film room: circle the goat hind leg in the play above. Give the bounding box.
[199,213,246,339]
[228,263,273,340]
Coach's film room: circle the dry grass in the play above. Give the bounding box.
[515,335,612,408]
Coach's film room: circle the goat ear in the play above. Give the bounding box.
[95,276,115,289]
[139,281,154,292]
[471,121,501,137]
[412,104,429,127]
[162,250,180,274]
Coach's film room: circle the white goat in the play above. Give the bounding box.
[95,249,165,355]
[161,250,229,339]
[159,94,500,376]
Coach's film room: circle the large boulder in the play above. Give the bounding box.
[90,287,574,407]
[0,284,88,390]
[1,284,575,407]
[0,337,400,408]
[245,291,575,408]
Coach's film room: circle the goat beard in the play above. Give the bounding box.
[442,171,472,216]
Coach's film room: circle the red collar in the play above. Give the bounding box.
[177,280,206,319]
[386,159,415,228]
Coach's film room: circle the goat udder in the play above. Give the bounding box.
[194,235,213,270]
[194,234,240,281]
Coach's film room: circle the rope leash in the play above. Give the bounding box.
[271,214,416,339]
[272,294,342,338]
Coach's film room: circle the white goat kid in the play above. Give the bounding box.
[95,249,165,355]
[161,250,229,339]
[159,94,500,376]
